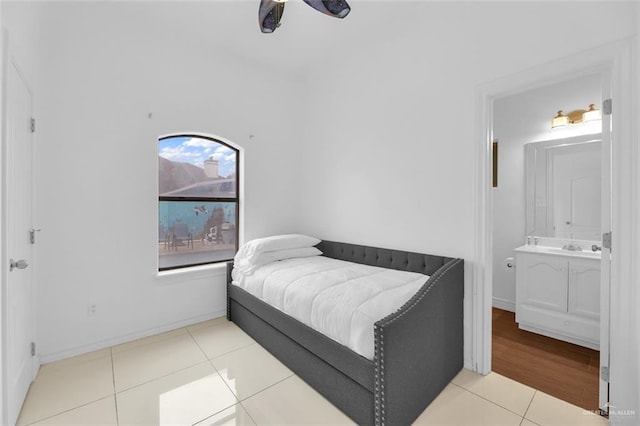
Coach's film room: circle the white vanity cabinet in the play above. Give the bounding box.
[515,247,600,349]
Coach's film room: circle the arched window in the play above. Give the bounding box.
[158,135,239,271]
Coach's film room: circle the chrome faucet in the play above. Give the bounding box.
[562,243,583,251]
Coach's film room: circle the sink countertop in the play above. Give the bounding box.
[514,244,602,260]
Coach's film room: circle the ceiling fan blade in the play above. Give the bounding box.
[302,0,351,18]
[259,0,286,33]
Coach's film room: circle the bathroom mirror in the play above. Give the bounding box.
[525,135,602,241]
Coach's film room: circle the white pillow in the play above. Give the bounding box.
[234,234,320,265]
[235,246,323,275]
[269,246,322,261]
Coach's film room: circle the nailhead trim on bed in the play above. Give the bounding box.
[373,258,463,425]
[374,325,382,424]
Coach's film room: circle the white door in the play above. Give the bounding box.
[599,96,612,412]
[5,59,36,426]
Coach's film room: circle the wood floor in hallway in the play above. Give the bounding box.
[492,308,600,411]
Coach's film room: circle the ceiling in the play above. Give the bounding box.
[137,0,421,75]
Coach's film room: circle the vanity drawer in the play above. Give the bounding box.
[517,304,599,349]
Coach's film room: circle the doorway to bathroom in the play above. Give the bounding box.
[489,72,608,412]
[474,38,636,423]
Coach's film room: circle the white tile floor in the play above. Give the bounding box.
[17,318,609,426]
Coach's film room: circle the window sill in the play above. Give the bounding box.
[156,262,228,285]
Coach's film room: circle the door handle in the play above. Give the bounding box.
[9,258,29,272]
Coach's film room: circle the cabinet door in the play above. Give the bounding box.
[568,259,600,320]
[517,256,567,312]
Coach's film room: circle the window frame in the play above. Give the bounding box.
[158,134,239,272]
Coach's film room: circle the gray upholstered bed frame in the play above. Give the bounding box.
[226,240,464,425]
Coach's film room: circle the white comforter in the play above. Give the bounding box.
[231,256,429,360]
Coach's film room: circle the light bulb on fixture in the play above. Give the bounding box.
[551,110,569,128]
[582,104,602,123]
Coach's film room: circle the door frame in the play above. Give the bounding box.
[472,38,635,415]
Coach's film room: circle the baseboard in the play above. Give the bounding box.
[38,309,226,364]
[492,297,515,312]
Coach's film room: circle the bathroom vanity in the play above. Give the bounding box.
[514,244,600,349]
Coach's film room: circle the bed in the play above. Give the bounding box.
[226,238,464,425]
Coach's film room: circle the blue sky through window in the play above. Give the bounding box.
[159,136,236,178]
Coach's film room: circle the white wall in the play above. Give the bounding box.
[491,74,601,311]
[295,2,636,369]
[30,2,306,361]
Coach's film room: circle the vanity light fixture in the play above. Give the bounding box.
[259,0,351,33]
[551,104,601,129]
